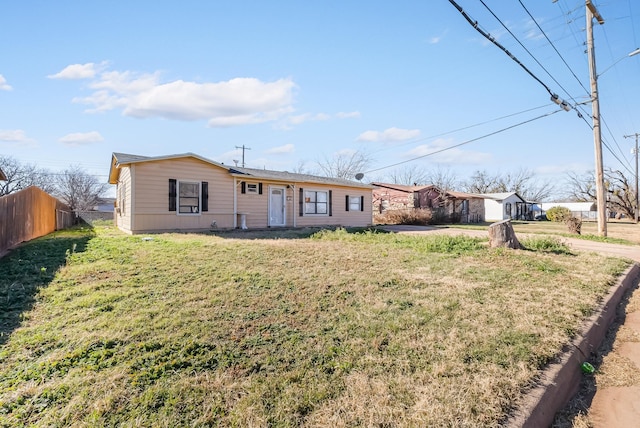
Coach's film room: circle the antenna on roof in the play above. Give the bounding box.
[235,145,251,167]
[355,173,364,181]
[233,159,239,167]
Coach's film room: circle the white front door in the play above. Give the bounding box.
[269,187,286,226]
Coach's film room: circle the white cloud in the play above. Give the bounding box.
[0,75,12,91]
[60,64,298,127]
[58,131,104,146]
[403,138,491,164]
[48,62,105,80]
[265,143,295,155]
[336,111,360,119]
[356,127,421,143]
[0,129,36,146]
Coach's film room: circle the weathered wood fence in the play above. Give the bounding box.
[0,186,74,256]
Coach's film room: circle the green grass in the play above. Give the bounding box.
[0,223,631,427]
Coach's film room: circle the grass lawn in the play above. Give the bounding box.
[0,222,632,427]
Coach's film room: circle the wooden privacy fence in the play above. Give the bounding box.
[0,186,74,256]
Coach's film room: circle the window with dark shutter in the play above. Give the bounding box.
[345,195,350,212]
[202,181,208,212]
[169,179,177,211]
[241,181,246,194]
[360,196,364,211]
[329,190,332,216]
[258,183,263,194]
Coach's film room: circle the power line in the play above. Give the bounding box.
[364,109,561,175]
[369,103,552,156]
[447,0,572,109]
[518,0,590,97]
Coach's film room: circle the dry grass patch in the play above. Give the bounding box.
[0,225,631,427]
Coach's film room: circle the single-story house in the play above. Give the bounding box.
[479,192,533,221]
[372,183,486,223]
[108,152,373,234]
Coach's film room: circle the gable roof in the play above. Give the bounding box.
[479,192,526,202]
[109,152,372,189]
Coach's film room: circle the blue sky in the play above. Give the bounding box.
[2,1,640,197]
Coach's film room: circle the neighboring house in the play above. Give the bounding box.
[0,167,6,181]
[479,192,533,221]
[108,152,373,234]
[372,183,441,212]
[448,191,486,223]
[372,183,485,223]
[540,201,597,219]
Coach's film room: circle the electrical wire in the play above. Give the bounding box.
[368,103,552,156]
[447,0,556,98]
[518,0,590,97]
[364,109,562,175]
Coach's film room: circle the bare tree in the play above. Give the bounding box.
[0,155,56,196]
[385,165,431,186]
[462,168,555,201]
[53,165,109,212]
[424,166,459,193]
[565,169,636,218]
[564,171,596,202]
[316,150,371,180]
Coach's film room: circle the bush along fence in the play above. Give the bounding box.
[0,186,74,256]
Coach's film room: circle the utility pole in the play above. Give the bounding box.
[624,133,640,223]
[235,145,251,168]
[586,0,607,236]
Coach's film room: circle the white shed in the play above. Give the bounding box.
[481,192,528,221]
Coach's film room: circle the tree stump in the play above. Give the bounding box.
[488,219,522,249]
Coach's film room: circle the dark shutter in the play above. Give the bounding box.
[360,196,364,212]
[299,187,304,216]
[258,183,263,195]
[202,181,208,212]
[329,190,332,216]
[169,179,177,211]
[345,195,350,212]
[241,181,246,194]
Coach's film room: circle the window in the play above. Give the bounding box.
[346,195,364,212]
[179,181,200,214]
[169,179,208,213]
[305,190,328,214]
[505,202,512,217]
[241,181,262,194]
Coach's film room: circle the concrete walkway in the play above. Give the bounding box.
[381,225,640,427]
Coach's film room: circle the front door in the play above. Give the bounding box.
[269,187,286,226]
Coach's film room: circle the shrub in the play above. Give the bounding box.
[374,208,433,225]
[545,206,571,222]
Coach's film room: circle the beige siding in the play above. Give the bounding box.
[296,185,372,228]
[129,158,235,233]
[115,166,132,232]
